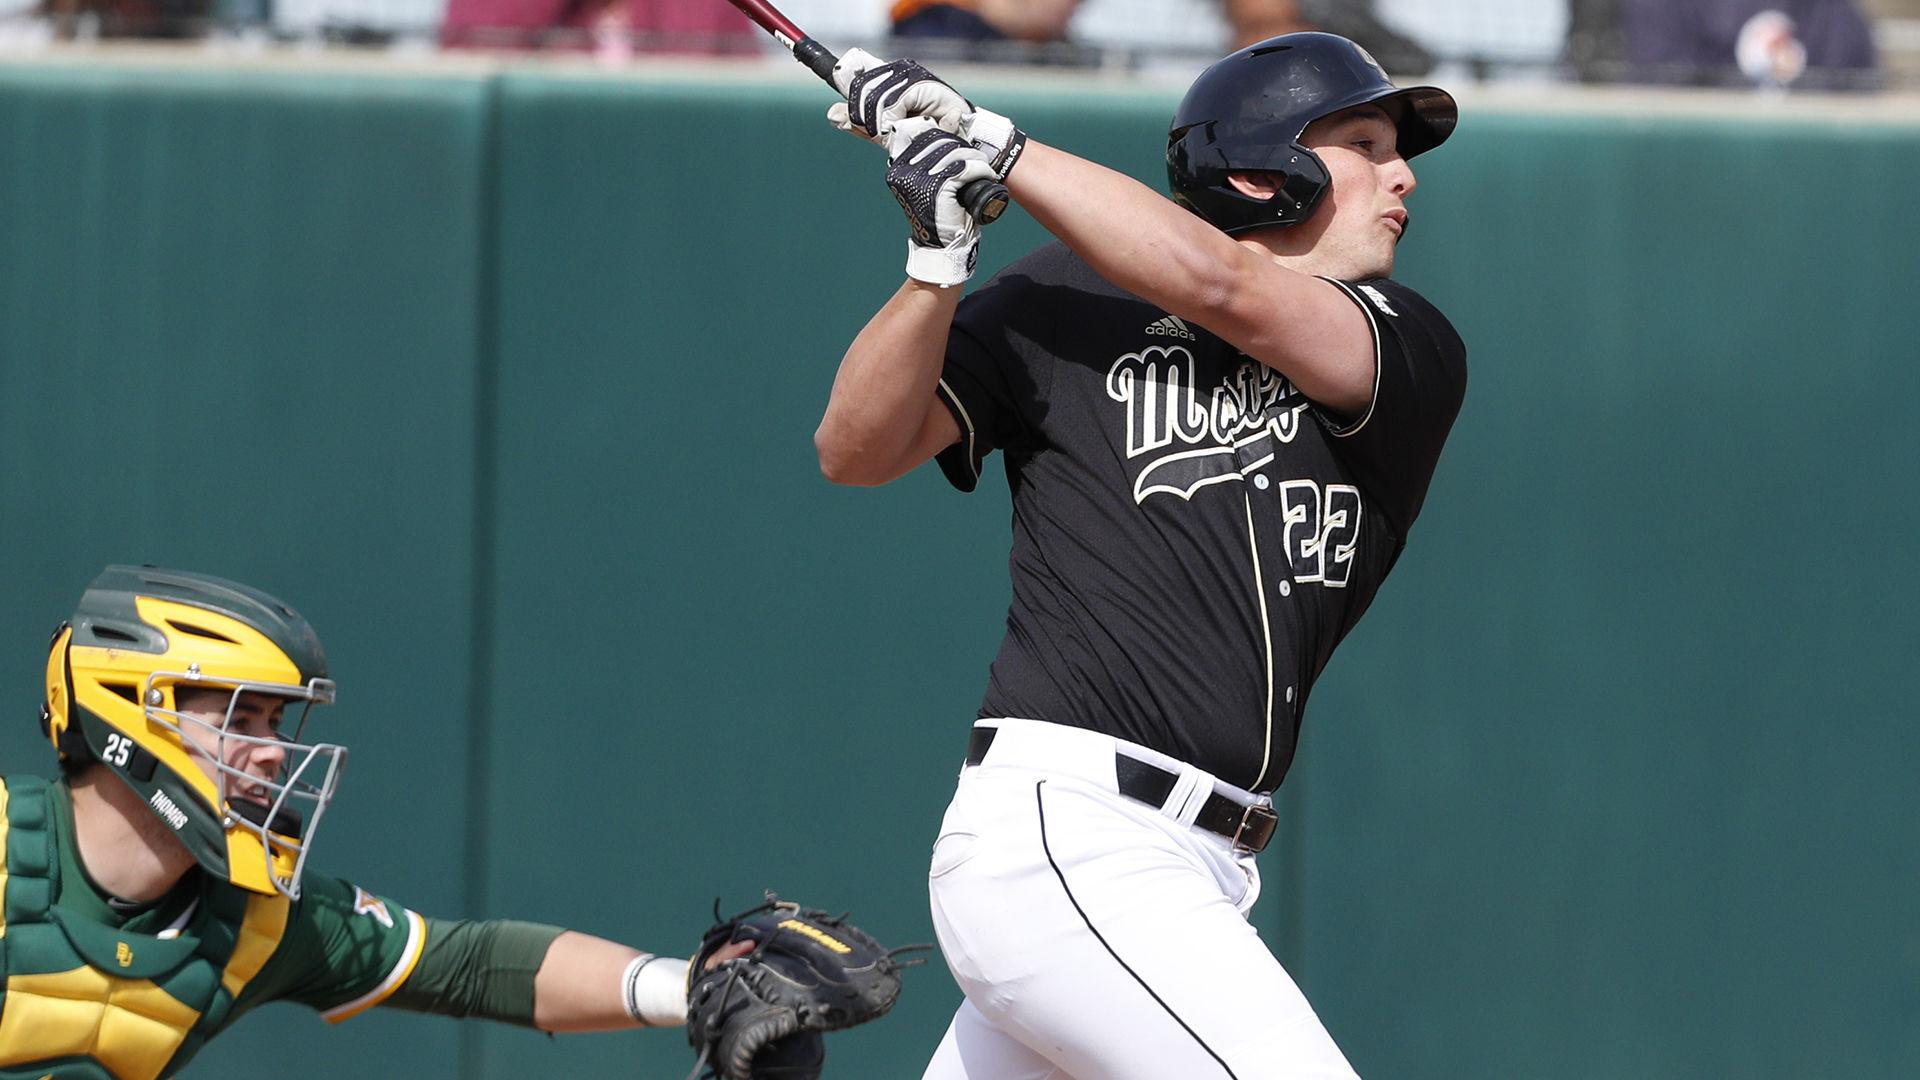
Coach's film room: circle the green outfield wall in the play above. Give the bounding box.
[2,59,1915,1079]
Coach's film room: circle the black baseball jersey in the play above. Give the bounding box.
[934,242,1466,792]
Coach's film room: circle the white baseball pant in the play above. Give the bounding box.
[920,718,1360,1080]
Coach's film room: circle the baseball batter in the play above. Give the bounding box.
[5,564,764,1080]
[814,33,1468,1079]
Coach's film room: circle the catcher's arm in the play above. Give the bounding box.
[534,931,753,1032]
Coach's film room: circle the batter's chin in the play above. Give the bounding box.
[1350,254,1395,281]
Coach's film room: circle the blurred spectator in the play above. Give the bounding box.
[1221,0,1312,45]
[1566,0,1626,80]
[36,0,208,38]
[1610,0,1879,89]
[886,0,1098,64]
[1857,0,1920,84]
[442,0,758,58]
[890,0,1079,42]
[889,0,1433,74]
[1293,0,1434,74]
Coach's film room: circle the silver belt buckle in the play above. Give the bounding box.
[1232,802,1279,854]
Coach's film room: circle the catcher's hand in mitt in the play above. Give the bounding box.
[684,893,926,1080]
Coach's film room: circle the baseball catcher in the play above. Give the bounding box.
[684,894,926,1079]
[5,564,912,1079]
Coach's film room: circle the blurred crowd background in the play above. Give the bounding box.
[1,0,1916,93]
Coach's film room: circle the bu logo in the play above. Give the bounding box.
[116,942,133,968]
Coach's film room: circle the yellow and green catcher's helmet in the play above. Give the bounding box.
[43,565,346,899]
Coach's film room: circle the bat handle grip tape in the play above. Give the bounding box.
[795,36,1010,227]
[793,36,839,85]
[960,179,1010,225]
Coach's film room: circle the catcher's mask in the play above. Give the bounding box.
[42,565,346,900]
[1167,31,1457,234]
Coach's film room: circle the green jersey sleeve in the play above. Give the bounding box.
[382,917,565,1027]
[240,872,427,1022]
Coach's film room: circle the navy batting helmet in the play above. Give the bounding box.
[1167,32,1458,234]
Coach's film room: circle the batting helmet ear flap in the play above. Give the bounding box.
[1168,123,1332,231]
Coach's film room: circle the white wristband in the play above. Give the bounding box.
[906,237,977,288]
[621,953,691,1027]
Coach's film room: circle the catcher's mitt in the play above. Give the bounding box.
[684,893,925,1080]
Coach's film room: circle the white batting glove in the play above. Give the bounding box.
[963,106,1028,184]
[886,118,996,287]
[827,48,973,146]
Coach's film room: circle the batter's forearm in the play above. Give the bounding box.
[816,279,965,486]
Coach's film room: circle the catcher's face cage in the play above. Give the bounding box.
[47,566,343,900]
[144,671,345,902]
[1167,31,1458,235]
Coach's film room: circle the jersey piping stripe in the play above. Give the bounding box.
[322,908,426,1024]
[935,378,980,486]
[1319,279,1384,438]
[1243,493,1279,793]
[1033,781,1240,1079]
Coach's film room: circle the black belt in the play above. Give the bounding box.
[965,726,1278,854]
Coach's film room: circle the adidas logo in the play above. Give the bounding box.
[1144,315,1197,341]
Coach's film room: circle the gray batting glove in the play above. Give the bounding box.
[886,118,996,287]
[828,48,972,146]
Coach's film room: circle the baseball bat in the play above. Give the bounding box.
[723,0,1010,225]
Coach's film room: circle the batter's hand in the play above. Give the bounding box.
[886,118,996,287]
[828,49,972,147]
[962,106,1028,184]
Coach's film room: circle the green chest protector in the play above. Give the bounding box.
[0,776,292,1080]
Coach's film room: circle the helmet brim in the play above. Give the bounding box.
[1317,85,1456,160]
[1384,86,1457,159]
